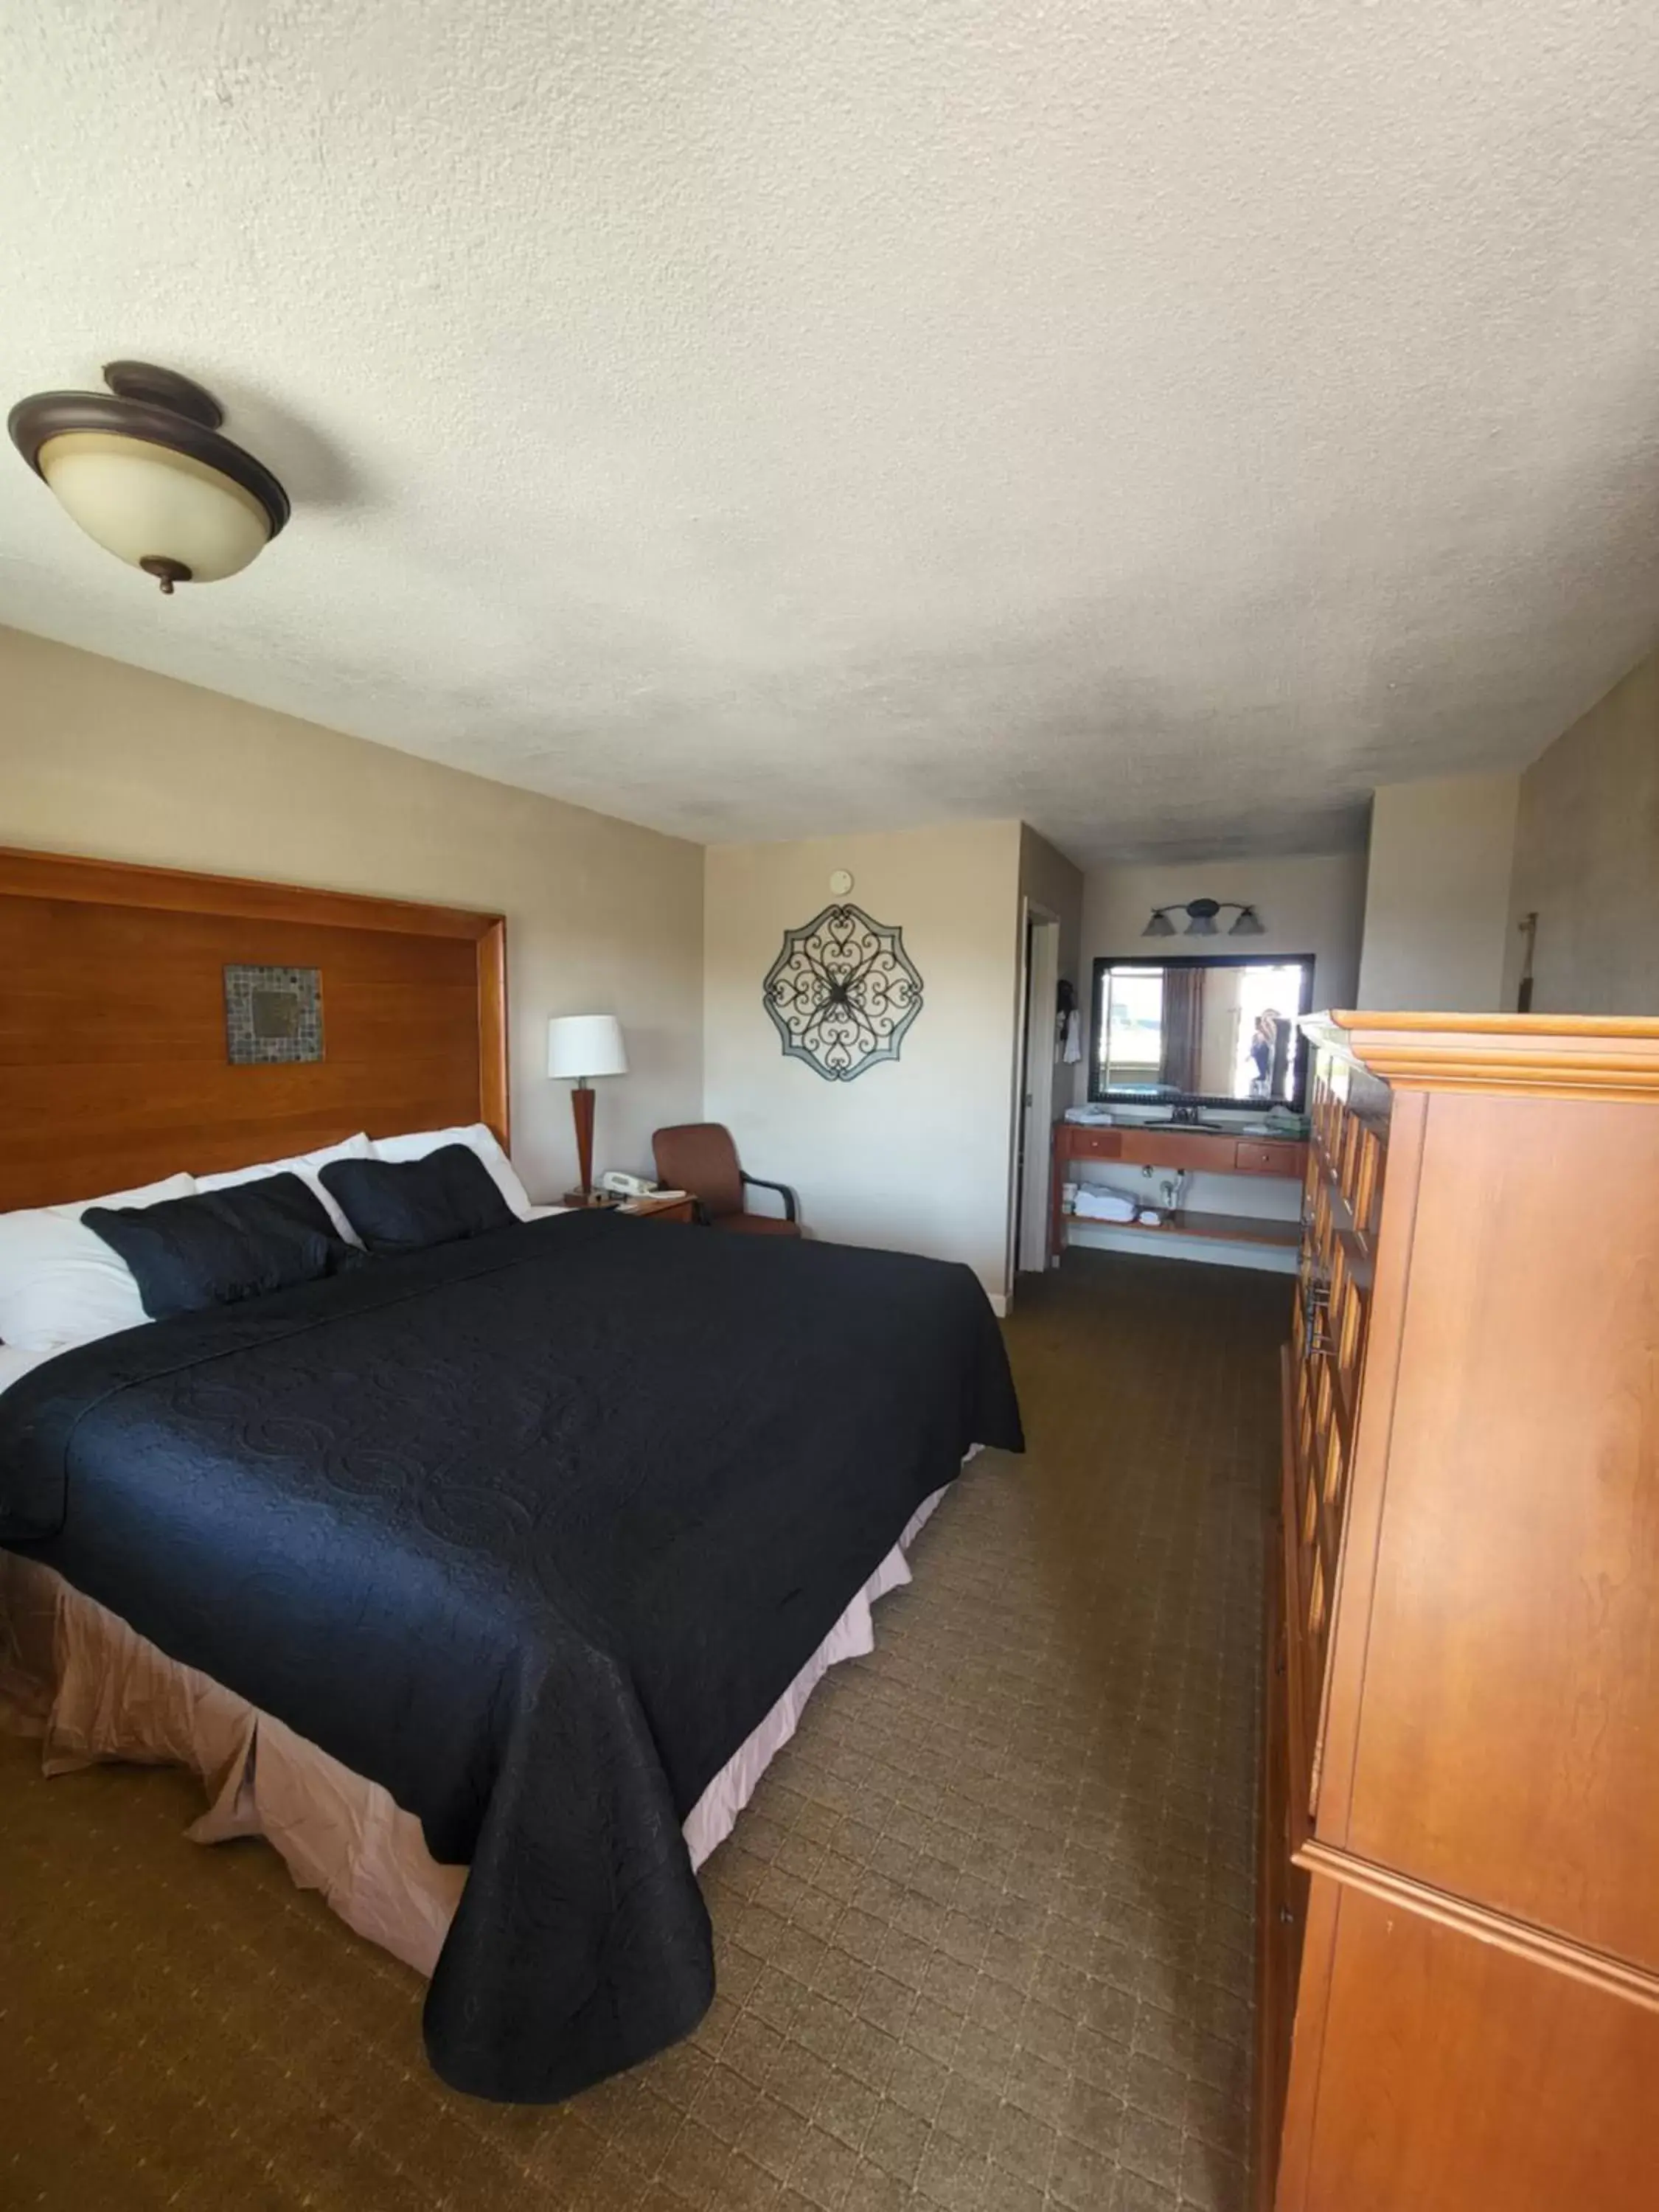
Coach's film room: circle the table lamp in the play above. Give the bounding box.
[546,1014,628,1199]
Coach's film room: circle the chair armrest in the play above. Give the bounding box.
[740,1172,799,1223]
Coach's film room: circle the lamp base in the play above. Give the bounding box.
[570,1082,596,1196]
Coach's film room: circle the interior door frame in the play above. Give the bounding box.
[1009,898,1062,1287]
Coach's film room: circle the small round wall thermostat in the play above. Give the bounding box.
[830,869,854,896]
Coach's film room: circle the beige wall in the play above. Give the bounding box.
[704,821,1024,1302]
[1357,773,1520,1012]
[1074,849,1368,1100]
[1503,651,1659,1015]
[1018,824,1085,992]
[0,625,704,1199]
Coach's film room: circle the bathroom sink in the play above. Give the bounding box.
[1098,1115,1297,1138]
[1110,1114,1237,1135]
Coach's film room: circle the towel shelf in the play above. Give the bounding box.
[1062,1203,1301,1251]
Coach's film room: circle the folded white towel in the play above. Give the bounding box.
[1072,1187,1137,1222]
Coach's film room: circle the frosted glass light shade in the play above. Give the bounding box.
[38,431,273,582]
[547,1014,628,1080]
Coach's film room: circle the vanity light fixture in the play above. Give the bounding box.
[7,361,290,594]
[1142,900,1266,939]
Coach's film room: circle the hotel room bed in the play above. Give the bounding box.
[0,1206,1022,2101]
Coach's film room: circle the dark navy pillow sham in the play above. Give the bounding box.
[319,1142,515,1256]
[83,1172,359,1321]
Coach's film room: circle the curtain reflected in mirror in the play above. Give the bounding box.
[1091,956,1314,1107]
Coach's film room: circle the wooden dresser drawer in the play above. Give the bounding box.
[1064,1127,1123,1160]
[1235,1139,1302,1176]
[1117,1129,1239,1171]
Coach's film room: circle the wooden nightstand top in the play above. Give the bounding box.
[559,1190,698,1222]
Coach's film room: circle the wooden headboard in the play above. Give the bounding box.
[0,846,507,1212]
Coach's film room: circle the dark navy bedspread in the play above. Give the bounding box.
[0,1210,1022,2099]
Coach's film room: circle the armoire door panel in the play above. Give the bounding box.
[1343,1092,1659,1969]
[1293,1885,1659,2212]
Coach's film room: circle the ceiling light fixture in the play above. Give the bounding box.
[1142,900,1267,939]
[8,361,289,594]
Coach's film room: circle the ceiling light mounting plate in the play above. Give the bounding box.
[102,361,223,428]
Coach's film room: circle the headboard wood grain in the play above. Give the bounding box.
[0,846,508,1211]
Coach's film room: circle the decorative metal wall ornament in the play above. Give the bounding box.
[763,904,923,1081]
[224,964,323,1065]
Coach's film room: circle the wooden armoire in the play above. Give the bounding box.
[1256,1012,1659,2212]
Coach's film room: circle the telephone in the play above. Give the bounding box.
[600,1169,658,1200]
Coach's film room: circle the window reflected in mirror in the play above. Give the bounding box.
[1091,956,1315,1109]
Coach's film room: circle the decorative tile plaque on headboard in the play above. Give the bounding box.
[224,964,324,1065]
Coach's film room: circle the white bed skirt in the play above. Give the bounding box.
[0,1484,949,1980]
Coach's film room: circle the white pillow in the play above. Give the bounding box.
[0,1172,197,1353]
[0,1341,55,1397]
[198,1133,373,1245]
[372,1123,533,1220]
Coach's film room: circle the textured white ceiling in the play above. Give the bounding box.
[4,4,1658,867]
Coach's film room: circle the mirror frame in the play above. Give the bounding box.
[1088,951,1317,1111]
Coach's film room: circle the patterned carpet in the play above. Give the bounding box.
[0,1250,1284,2212]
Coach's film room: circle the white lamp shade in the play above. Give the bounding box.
[546,1013,627,1080]
[38,430,273,582]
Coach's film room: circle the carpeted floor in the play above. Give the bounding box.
[0,1250,1284,2212]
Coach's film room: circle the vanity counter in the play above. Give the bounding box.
[1049,1121,1307,1263]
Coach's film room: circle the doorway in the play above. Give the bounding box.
[1010,902,1062,1288]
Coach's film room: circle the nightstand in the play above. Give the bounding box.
[619,1194,698,1223]
[560,1190,698,1222]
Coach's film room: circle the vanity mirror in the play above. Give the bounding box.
[1089,953,1315,1111]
